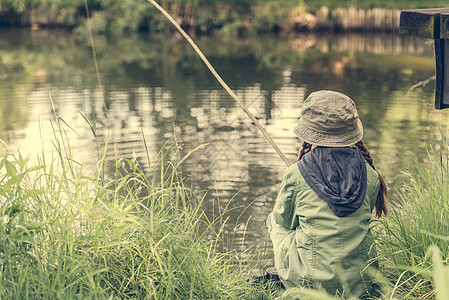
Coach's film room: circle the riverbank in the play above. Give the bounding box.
[0,1,446,35]
[1,117,449,298]
[0,120,278,298]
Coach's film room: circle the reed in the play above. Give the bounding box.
[0,117,276,299]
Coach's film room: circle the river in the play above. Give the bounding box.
[0,29,448,263]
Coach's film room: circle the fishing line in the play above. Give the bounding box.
[83,0,111,126]
[147,0,291,167]
[82,0,117,177]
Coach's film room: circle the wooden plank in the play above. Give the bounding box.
[435,39,444,109]
[400,8,449,39]
[434,39,449,109]
[400,8,449,109]
[440,13,449,38]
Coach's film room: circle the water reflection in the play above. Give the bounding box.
[0,29,447,260]
[292,32,433,56]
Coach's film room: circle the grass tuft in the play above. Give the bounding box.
[375,131,449,299]
[0,117,276,299]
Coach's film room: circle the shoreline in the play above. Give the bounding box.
[0,5,402,34]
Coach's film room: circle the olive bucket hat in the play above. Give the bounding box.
[294,90,363,147]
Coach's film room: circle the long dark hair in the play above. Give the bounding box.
[297,141,388,218]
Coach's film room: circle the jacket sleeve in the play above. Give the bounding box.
[270,167,300,273]
[271,168,299,230]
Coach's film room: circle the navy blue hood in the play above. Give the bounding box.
[297,147,367,217]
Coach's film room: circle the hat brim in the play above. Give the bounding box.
[294,118,363,147]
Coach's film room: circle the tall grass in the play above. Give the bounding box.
[374,133,449,299]
[0,117,275,299]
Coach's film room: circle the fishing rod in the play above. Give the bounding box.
[147,0,291,167]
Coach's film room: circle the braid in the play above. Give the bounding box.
[355,140,374,169]
[298,142,312,161]
[355,140,388,218]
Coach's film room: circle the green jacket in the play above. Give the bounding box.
[270,162,380,297]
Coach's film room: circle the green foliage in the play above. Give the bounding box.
[0,0,83,12]
[5,0,449,36]
[375,133,449,299]
[0,116,275,298]
[0,0,297,35]
[251,2,291,33]
[3,0,449,36]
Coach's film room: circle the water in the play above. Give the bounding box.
[1,29,448,262]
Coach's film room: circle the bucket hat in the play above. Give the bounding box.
[294,90,363,147]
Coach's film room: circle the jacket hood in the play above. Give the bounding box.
[297,146,367,217]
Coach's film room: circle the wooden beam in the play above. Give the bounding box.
[400,8,449,39]
[435,39,449,109]
[440,13,449,38]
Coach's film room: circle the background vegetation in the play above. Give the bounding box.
[3,0,449,35]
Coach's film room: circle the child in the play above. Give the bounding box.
[269,90,388,298]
